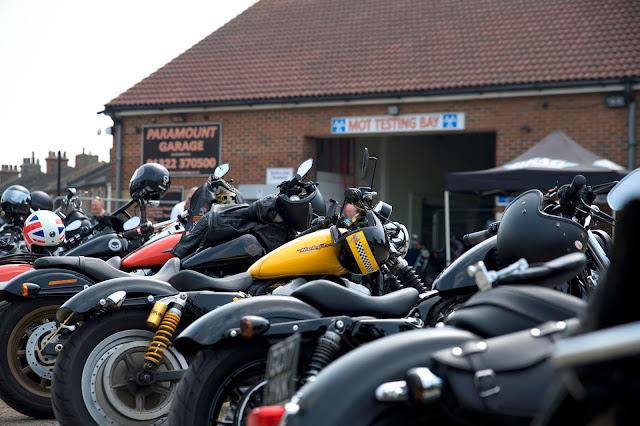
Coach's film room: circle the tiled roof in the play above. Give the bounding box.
[107,0,640,108]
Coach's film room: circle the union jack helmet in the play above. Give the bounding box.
[23,210,65,252]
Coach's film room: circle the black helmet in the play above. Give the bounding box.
[30,190,54,211]
[335,210,389,275]
[497,190,587,266]
[129,163,171,200]
[276,185,326,232]
[1,185,31,219]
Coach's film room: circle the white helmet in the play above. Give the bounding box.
[23,210,66,252]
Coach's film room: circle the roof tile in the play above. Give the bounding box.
[108,0,640,108]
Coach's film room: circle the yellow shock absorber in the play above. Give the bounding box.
[144,307,182,368]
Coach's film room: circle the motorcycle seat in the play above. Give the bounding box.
[33,256,181,283]
[168,271,254,292]
[291,279,419,318]
[151,258,181,282]
[34,256,130,282]
[444,285,586,338]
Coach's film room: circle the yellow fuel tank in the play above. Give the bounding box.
[248,229,346,279]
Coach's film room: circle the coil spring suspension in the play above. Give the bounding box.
[144,309,181,369]
[302,325,343,385]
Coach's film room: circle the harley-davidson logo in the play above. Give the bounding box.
[297,243,332,253]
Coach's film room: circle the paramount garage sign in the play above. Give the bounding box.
[331,112,465,135]
[142,123,222,176]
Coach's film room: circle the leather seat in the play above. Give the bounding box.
[168,271,254,292]
[34,256,130,282]
[291,280,419,318]
[33,256,181,283]
[444,285,586,338]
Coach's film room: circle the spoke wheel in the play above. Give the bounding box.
[207,358,267,426]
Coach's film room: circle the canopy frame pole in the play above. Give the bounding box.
[444,190,451,266]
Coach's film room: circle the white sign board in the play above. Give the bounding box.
[331,112,465,135]
[266,168,294,185]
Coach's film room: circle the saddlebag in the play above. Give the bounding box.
[429,318,580,424]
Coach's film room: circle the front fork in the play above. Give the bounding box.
[143,293,188,372]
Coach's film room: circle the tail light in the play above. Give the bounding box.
[247,405,286,426]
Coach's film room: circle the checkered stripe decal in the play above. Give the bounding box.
[355,241,375,274]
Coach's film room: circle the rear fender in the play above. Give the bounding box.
[57,276,177,322]
[0,268,94,302]
[175,296,322,356]
[286,327,478,426]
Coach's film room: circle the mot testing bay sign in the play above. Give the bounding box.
[142,123,221,176]
[331,112,465,135]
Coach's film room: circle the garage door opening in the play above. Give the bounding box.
[315,132,496,256]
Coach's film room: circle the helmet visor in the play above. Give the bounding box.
[1,188,30,204]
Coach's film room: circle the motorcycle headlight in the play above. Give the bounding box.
[385,221,409,258]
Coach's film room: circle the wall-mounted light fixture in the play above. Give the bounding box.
[520,123,531,133]
[170,114,187,123]
[387,105,399,116]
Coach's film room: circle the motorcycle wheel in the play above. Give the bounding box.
[51,309,188,426]
[169,340,270,426]
[0,297,68,418]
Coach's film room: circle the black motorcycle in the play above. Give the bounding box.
[47,158,328,425]
[265,168,640,426]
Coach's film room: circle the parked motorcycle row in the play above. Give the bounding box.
[0,147,636,425]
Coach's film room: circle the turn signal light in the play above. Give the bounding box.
[22,283,41,297]
[247,405,286,426]
[240,316,270,339]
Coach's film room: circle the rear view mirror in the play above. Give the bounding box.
[65,220,82,232]
[297,159,313,179]
[607,168,640,210]
[213,163,230,180]
[361,148,370,178]
[123,216,141,231]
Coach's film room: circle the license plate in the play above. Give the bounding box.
[264,332,301,405]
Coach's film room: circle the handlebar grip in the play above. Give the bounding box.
[567,174,587,198]
[463,230,490,246]
[296,222,321,238]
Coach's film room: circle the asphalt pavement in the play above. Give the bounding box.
[0,400,57,425]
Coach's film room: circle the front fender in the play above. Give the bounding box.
[0,268,94,302]
[175,296,322,356]
[285,327,478,426]
[57,276,177,322]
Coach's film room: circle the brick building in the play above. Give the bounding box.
[103,0,639,247]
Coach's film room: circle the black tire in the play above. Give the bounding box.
[51,308,189,426]
[0,296,68,419]
[169,340,271,426]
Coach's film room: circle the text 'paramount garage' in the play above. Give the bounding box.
[142,123,222,176]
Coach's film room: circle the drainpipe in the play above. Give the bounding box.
[114,117,123,209]
[626,81,637,170]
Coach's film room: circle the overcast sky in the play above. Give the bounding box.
[0,0,259,170]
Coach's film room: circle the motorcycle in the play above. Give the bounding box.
[0,162,241,419]
[44,157,327,424]
[164,151,604,425]
[45,155,427,425]
[265,168,640,426]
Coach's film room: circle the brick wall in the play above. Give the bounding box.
[111,91,639,193]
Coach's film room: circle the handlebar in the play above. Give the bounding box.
[120,221,154,239]
[462,221,500,246]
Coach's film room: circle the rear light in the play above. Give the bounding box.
[247,405,286,426]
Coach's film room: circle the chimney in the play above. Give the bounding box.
[0,165,19,184]
[21,154,42,177]
[75,149,99,170]
[45,151,69,174]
